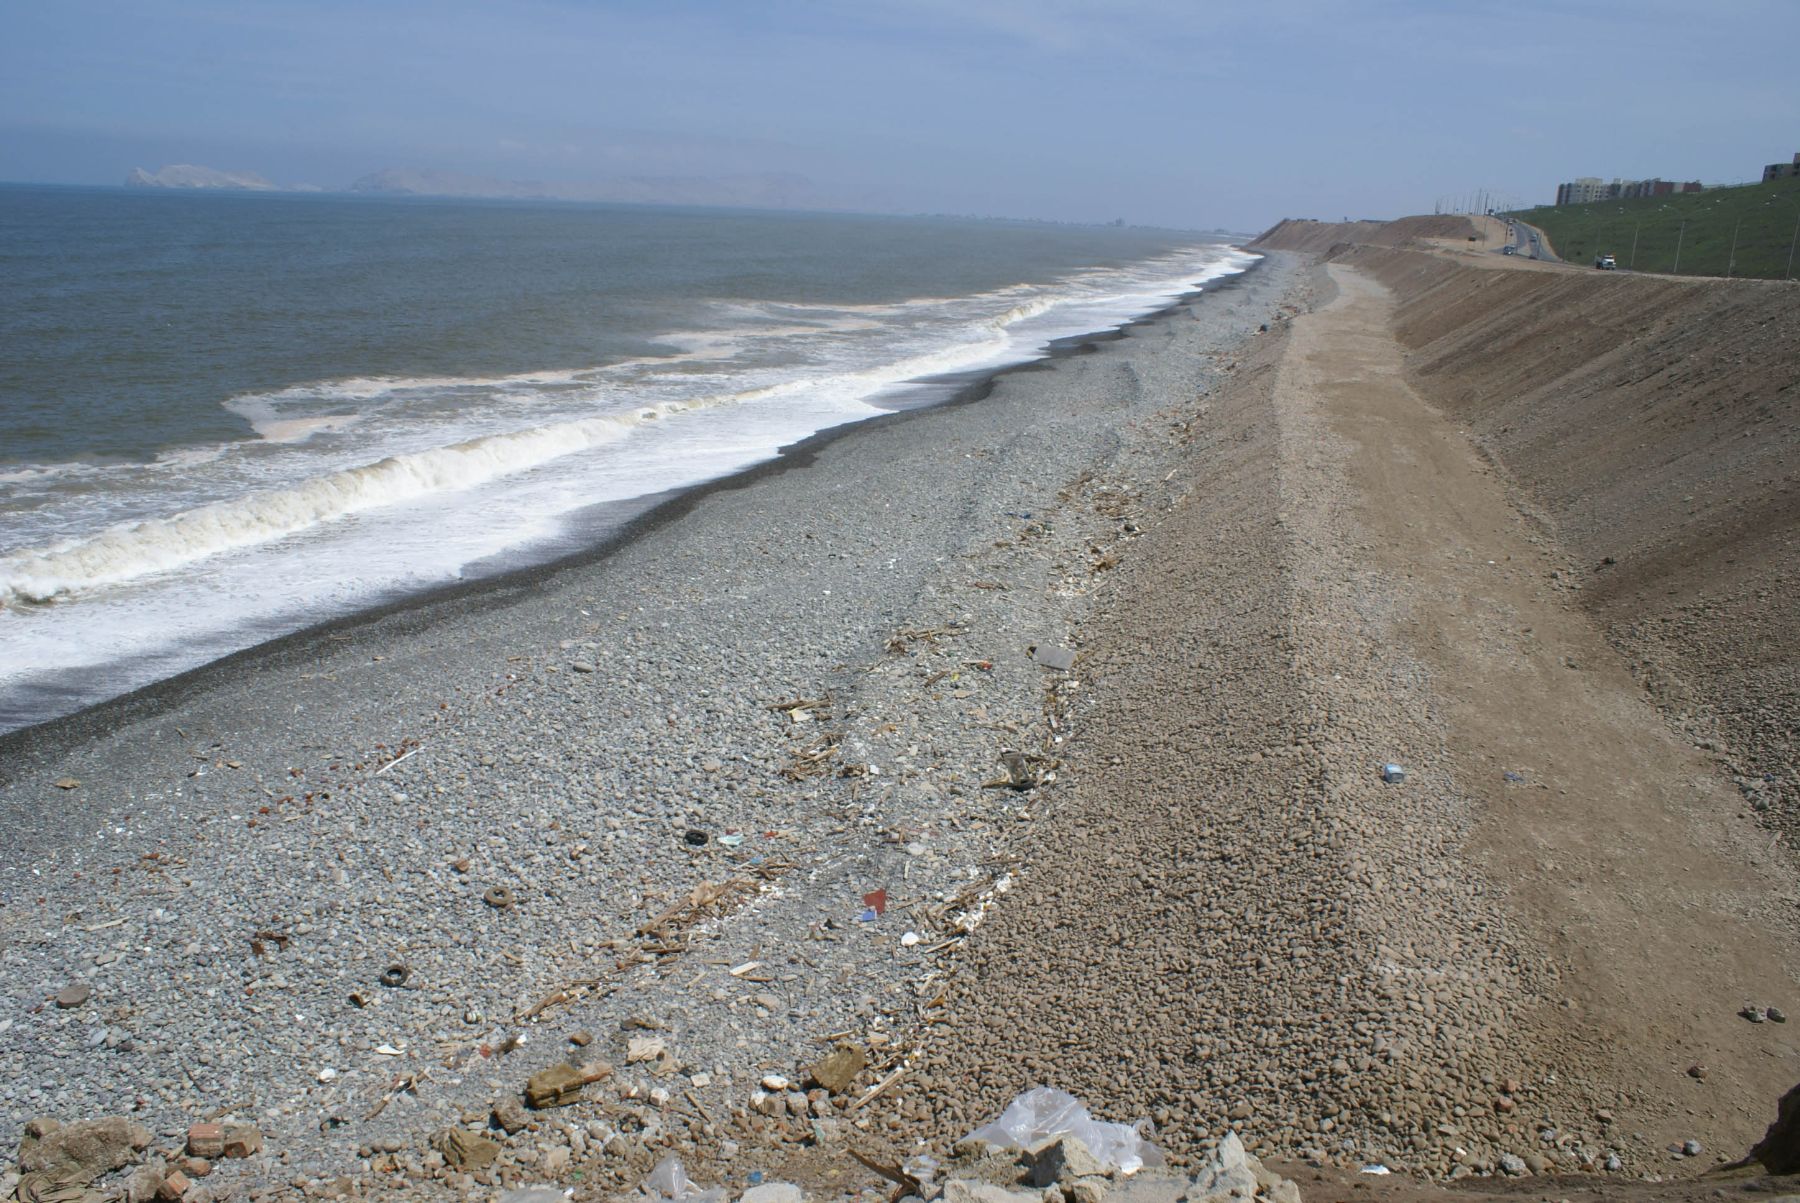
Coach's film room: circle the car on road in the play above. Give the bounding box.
[1503,245,1517,255]
[1595,254,1617,270]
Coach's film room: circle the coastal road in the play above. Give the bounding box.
[1501,219,1553,261]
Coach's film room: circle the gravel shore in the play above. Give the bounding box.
[0,252,1303,1200]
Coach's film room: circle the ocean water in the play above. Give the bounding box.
[0,184,1256,732]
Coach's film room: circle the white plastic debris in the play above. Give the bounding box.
[966,1087,1164,1176]
[642,1156,726,1203]
[1359,1165,1392,1176]
[1380,764,1406,784]
[500,1190,574,1203]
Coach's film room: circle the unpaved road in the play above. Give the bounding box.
[879,260,1798,1181]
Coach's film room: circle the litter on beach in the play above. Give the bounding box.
[1031,644,1076,670]
[1380,764,1406,783]
[966,1086,1164,1176]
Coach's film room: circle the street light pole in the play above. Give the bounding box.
[1774,196,1800,282]
[1673,219,1686,274]
[1630,223,1641,269]
[1728,217,1742,279]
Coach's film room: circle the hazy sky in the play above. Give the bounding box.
[3,0,1796,229]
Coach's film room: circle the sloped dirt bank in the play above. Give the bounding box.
[1321,244,1798,841]
[873,255,1798,1186]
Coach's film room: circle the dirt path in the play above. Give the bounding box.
[1279,263,1799,1160]
[884,261,1798,1182]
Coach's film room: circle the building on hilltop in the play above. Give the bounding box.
[1555,176,1703,205]
[1766,153,1800,181]
[1557,178,1608,205]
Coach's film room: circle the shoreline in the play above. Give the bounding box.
[0,258,1263,762]
[0,252,1303,1197]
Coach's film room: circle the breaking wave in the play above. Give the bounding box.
[0,402,696,606]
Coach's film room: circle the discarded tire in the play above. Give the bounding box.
[379,963,410,989]
[483,886,514,909]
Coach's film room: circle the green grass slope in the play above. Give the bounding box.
[1509,178,1800,279]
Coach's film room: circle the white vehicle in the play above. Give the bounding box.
[1595,254,1617,270]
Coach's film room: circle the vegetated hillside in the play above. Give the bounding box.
[1509,178,1800,278]
[1329,242,1798,826]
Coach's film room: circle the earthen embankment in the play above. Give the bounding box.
[1255,223,1799,835]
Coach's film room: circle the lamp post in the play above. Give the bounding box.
[1727,217,1742,279]
[1673,219,1686,275]
[1771,194,1800,282]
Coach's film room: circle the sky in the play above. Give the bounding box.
[2,0,1797,231]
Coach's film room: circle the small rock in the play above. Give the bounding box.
[1523,1153,1548,1175]
[1743,1005,1767,1024]
[542,1146,572,1175]
[742,1185,804,1203]
[944,1183,1041,1203]
[1771,1007,1789,1023]
[434,1128,500,1171]
[126,1166,164,1203]
[1191,1131,1259,1198]
[1683,1140,1703,1157]
[183,1157,212,1178]
[761,1074,792,1092]
[1604,1154,1623,1172]
[221,1123,263,1159]
[1498,1154,1528,1177]
[53,777,81,790]
[1687,1064,1708,1080]
[157,1169,192,1200]
[524,1063,588,1109]
[806,1044,866,1094]
[571,661,596,673]
[54,983,92,1009]
[1068,1180,1108,1203]
[1026,1136,1107,1187]
[569,1030,593,1047]
[187,1124,225,1159]
[492,1098,529,1135]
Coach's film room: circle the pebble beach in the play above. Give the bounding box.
[0,252,1306,1200]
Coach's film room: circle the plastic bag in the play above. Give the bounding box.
[499,1191,572,1203]
[643,1156,728,1203]
[966,1087,1165,1176]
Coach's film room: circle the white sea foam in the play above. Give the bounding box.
[0,402,708,606]
[0,242,1259,728]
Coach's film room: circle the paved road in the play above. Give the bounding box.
[1500,219,1553,261]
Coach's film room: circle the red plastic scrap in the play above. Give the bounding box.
[861,889,888,915]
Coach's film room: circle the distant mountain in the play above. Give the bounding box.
[349,168,824,210]
[126,164,277,191]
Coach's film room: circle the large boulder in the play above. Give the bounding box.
[18,1117,151,1185]
[1748,1081,1800,1173]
